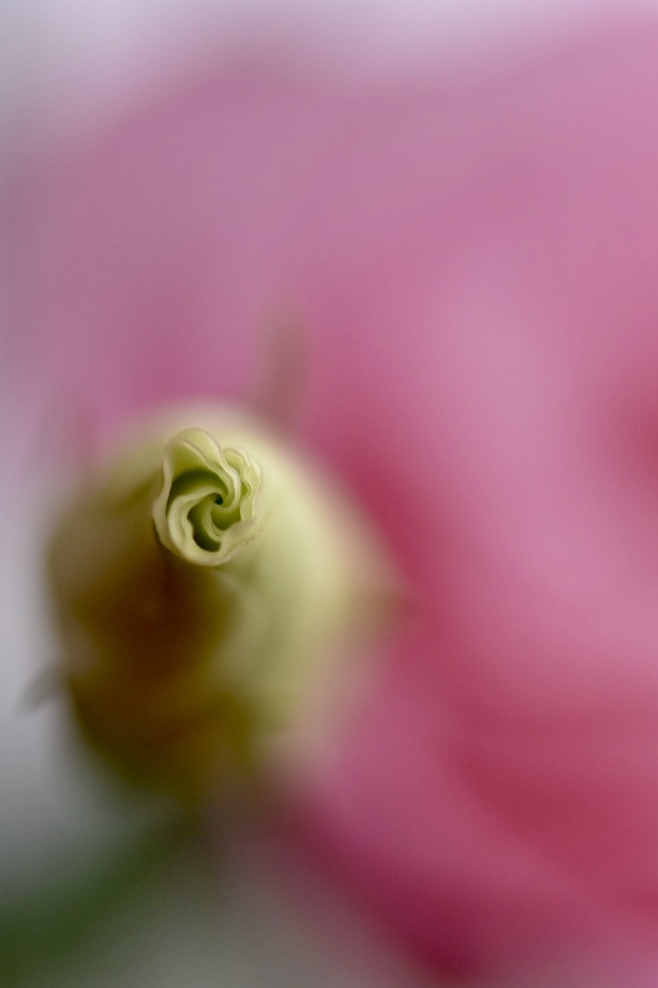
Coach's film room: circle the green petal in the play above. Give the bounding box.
[152,429,261,567]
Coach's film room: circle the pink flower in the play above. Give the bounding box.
[9,12,658,985]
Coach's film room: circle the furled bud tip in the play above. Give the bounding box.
[152,428,261,566]
[47,406,396,804]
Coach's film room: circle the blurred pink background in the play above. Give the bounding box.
[5,3,658,987]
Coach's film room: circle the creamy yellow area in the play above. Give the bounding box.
[47,406,396,804]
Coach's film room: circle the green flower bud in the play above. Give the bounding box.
[47,406,395,804]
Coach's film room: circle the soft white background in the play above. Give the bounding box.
[1,0,651,145]
[1,2,656,986]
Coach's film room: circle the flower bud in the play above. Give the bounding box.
[47,405,395,803]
